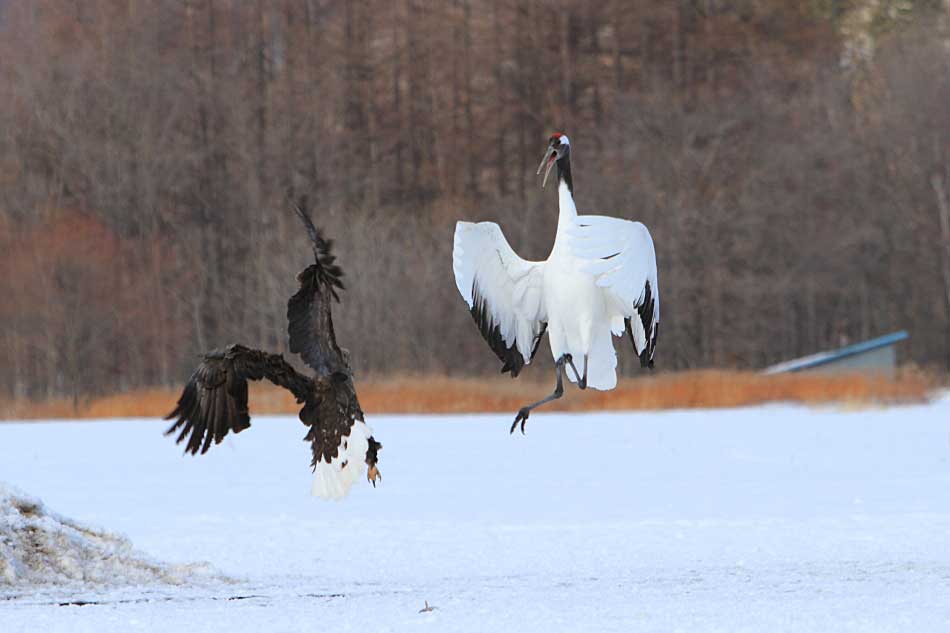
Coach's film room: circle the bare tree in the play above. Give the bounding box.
[1,1,949,403]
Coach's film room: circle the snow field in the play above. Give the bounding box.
[1,397,949,631]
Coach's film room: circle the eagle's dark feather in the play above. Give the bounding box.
[301,373,363,466]
[287,202,346,378]
[164,200,381,494]
[164,345,313,455]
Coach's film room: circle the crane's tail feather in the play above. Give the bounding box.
[567,328,617,391]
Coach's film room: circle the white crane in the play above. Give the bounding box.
[453,133,659,433]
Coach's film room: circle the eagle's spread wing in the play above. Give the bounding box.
[164,344,313,455]
[287,200,347,379]
[452,221,548,377]
[568,215,660,367]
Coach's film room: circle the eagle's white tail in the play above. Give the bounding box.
[311,420,372,500]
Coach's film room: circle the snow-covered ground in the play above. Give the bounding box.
[0,482,215,587]
[2,398,950,632]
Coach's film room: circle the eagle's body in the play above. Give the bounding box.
[164,203,381,499]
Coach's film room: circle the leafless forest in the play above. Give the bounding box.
[1,1,949,404]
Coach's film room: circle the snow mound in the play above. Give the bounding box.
[0,482,215,587]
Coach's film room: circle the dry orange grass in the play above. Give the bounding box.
[0,369,937,421]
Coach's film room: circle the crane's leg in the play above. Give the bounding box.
[562,353,588,390]
[510,355,567,434]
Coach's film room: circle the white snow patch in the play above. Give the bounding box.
[0,482,216,588]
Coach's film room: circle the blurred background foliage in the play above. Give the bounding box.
[0,0,948,402]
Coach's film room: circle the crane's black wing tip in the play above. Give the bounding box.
[639,350,655,369]
[471,288,526,379]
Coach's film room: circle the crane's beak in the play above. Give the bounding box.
[537,146,557,188]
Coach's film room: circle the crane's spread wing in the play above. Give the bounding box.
[287,201,348,379]
[453,221,547,377]
[568,215,660,367]
[164,344,314,455]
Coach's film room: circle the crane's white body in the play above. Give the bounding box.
[541,182,617,389]
[454,175,659,390]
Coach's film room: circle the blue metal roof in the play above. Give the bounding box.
[764,330,909,374]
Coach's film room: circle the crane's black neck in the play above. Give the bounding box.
[557,154,573,195]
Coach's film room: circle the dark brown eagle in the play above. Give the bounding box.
[164,201,381,499]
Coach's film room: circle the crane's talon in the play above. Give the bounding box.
[510,408,530,434]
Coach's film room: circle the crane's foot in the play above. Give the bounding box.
[366,464,382,487]
[510,407,531,435]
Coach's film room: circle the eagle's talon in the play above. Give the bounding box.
[367,465,381,487]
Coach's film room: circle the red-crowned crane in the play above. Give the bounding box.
[453,133,660,433]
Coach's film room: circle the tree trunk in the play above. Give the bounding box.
[932,172,950,368]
